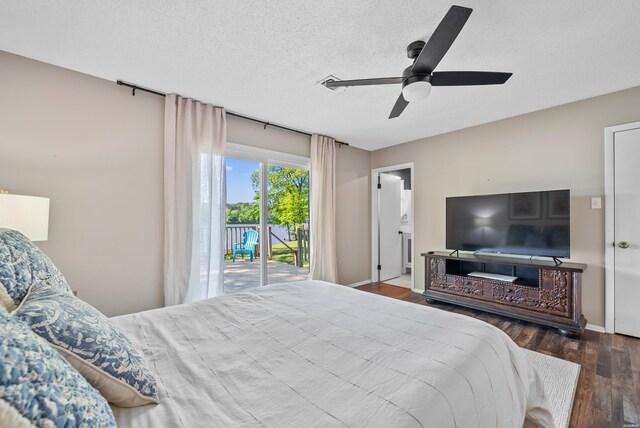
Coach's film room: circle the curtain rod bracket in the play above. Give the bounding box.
[264,122,270,130]
[132,87,136,96]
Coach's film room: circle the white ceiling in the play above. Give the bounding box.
[1,1,640,150]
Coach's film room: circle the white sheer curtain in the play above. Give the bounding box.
[164,94,226,305]
[309,134,338,283]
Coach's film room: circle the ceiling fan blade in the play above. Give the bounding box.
[323,77,403,88]
[431,71,512,86]
[412,5,472,74]
[389,93,409,119]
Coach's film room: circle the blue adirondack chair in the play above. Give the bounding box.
[232,229,259,262]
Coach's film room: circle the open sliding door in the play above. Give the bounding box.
[223,143,310,292]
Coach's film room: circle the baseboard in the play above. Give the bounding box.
[346,279,371,288]
[585,324,606,333]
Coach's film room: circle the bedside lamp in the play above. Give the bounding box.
[474,217,491,245]
[0,191,50,241]
[474,217,491,228]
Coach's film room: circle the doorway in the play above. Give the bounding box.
[605,121,640,338]
[223,143,310,293]
[371,163,414,289]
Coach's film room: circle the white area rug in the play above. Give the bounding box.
[522,349,581,428]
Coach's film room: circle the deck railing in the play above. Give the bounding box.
[226,225,309,267]
[295,227,310,267]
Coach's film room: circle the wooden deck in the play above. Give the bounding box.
[357,282,640,428]
[223,259,308,293]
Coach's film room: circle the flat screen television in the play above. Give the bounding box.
[446,190,570,258]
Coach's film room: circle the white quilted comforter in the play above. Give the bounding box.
[110,280,552,427]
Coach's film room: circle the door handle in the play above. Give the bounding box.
[618,241,630,249]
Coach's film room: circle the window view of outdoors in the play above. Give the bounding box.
[264,165,310,285]
[224,157,309,293]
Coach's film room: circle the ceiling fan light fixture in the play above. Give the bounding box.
[323,6,511,118]
[402,80,432,103]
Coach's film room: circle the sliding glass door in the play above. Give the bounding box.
[223,144,310,293]
[266,165,310,285]
[224,157,261,293]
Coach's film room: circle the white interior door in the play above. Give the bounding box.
[614,127,640,338]
[379,173,402,281]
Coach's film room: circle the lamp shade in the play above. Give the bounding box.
[474,217,491,228]
[0,194,50,241]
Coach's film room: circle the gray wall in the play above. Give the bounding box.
[370,86,640,327]
[0,50,372,316]
[0,50,165,317]
[336,145,371,285]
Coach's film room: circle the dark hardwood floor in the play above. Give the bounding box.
[356,282,640,428]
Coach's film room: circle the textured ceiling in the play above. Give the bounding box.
[1,1,640,150]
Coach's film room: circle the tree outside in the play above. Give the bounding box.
[226,202,259,224]
[224,158,310,269]
[252,166,309,240]
[226,165,309,241]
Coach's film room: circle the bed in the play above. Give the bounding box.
[110,280,553,427]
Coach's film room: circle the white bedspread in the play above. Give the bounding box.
[110,280,553,427]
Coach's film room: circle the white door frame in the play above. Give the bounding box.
[371,162,415,290]
[225,142,310,287]
[604,121,640,333]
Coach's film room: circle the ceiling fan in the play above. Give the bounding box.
[323,5,512,119]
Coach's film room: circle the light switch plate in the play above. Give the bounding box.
[591,197,602,209]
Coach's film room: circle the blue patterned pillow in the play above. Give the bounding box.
[0,305,115,427]
[13,282,159,408]
[0,229,72,311]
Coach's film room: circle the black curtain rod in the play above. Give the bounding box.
[116,80,349,146]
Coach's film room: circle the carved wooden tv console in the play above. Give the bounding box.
[422,252,587,335]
